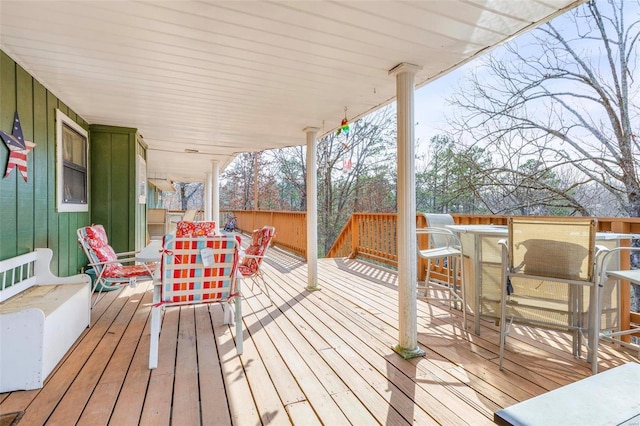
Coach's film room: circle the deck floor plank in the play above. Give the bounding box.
[240,282,352,425]
[211,306,262,426]
[108,303,153,425]
[227,299,290,425]
[46,282,149,425]
[76,282,153,425]
[1,241,637,425]
[172,306,201,426]
[140,307,179,424]
[194,304,233,426]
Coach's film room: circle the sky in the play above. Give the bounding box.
[411,0,639,159]
[414,69,465,152]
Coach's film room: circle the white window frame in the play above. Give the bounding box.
[56,109,89,212]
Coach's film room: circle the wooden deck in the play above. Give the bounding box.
[0,245,637,425]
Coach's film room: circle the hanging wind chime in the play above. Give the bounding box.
[337,107,353,174]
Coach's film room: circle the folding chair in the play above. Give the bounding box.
[498,216,599,370]
[77,224,154,306]
[417,214,467,328]
[239,226,276,305]
[591,246,640,373]
[149,234,242,369]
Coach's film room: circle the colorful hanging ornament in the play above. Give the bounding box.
[0,112,35,182]
[336,107,350,137]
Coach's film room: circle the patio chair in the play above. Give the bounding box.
[417,214,467,328]
[149,234,241,369]
[77,224,155,306]
[239,226,276,305]
[591,246,640,373]
[498,216,599,370]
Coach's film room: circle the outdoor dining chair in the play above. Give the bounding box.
[239,226,276,305]
[149,234,242,369]
[591,246,640,373]
[416,213,467,329]
[77,224,155,306]
[498,216,599,370]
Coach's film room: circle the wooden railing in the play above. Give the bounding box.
[223,210,307,258]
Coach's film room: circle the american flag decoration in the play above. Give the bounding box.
[1,112,35,182]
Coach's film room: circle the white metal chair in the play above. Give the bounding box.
[498,217,599,370]
[417,213,467,328]
[591,246,640,373]
[77,224,154,306]
[149,234,242,369]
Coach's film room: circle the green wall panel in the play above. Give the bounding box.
[0,50,90,276]
[1,51,18,260]
[16,65,34,254]
[33,80,48,249]
[89,125,147,254]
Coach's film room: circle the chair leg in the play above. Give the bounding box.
[499,248,509,371]
[256,272,273,306]
[235,285,243,355]
[149,305,161,369]
[425,259,432,298]
[457,253,467,330]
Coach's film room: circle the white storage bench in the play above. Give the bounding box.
[0,248,91,393]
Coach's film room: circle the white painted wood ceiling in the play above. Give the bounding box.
[0,0,584,182]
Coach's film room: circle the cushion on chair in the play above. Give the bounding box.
[175,221,217,237]
[104,264,154,279]
[239,244,261,276]
[83,225,122,275]
[239,227,274,277]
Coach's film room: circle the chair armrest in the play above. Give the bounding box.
[416,227,462,249]
[596,246,640,287]
[115,250,139,257]
[242,254,265,260]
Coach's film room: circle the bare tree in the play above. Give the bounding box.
[161,182,203,210]
[221,152,279,210]
[270,146,307,210]
[449,0,640,216]
[317,106,396,253]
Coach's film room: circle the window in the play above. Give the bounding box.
[56,109,89,212]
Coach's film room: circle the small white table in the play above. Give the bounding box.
[135,239,163,264]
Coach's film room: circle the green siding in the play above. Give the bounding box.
[89,125,147,254]
[0,51,89,275]
[16,65,34,255]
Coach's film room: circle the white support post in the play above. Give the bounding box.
[212,160,220,229]
[304,127,320,291]
[390,63,425,359]
[205,172,213,221]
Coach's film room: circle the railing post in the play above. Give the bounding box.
[611,219,632,340]
[350,215,359,259]
[416,214,428,281]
